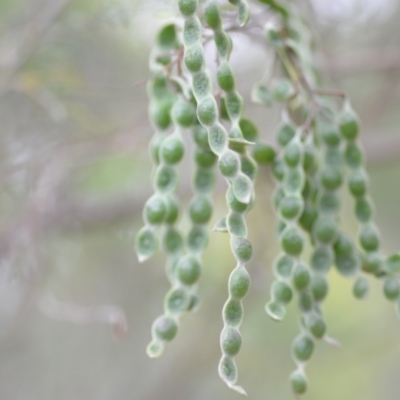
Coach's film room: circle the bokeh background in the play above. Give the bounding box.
[0,0,400,399]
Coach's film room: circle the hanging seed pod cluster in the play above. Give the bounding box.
[135,0,400,396]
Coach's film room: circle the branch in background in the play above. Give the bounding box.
[37,295,128,341]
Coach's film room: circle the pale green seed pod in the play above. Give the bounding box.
[290,370,307,395]
[353,277,369,299]
[292,334,315,363]
[135,227,158,262]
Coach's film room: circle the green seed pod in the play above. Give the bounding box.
[359,224,380,252]
[154,165,178,193]
[225,92,243,121]
[187,226,209,253]
[303,144,317,172]
[281,226,304,256]
[218,150,240,177]
[223,298,243,327]
[253,143,276,164]
[239,118,258,142]
[276,122,296,147]
[229,267,250,299]
[311,275,329,302]
[386,253,400,273]
[272,281,293,304]
[321,167,343,191]
[209,124,228,155]
[204,1,221,29]
[184,43,205,73]
[383,276,400,301]
[299,203,318,232]
[314,216,337,244]
[311,246,333,274]
[194,169,216,193]
[321,125,341,147]
[353,277,369,299]
[363,252,382,274]
[135,227,158,262]
[272,159,285,181]
[271,78,294,102]
[232,173,252,204]
[217,63,235,92]
[355,196,373,222]
[165,287,191,313]
[231,237,252,263]
[284,142,302,167]
[292,335,314,362]
[144,195,167,225]
[149,133,164,165]
[178,0,197,16]
[293,263,311,291]
[197,96,218,126]
[227,212,247,237]
[163,228,184,255]
[319,191,340,214]
[290,370,307,395]
[308,314,326,339]
[339,104,359,140]
[274,254,295,279]
[214,31,231,59]
[177,256,201,285]
[160,135,185,165]
[265,300,286,321]
[240,156,257,181]
[298,291,313,312]
[348,169,368,197]
[344,142,364,169]
[193,125,210,150]
[221,327,242,356]
[226,187,249,214]
[195,148,218,169]
[153,316,178,341]
[279,195,304,220]
[333,232,354,256]
[189,195,213,224]
[324,147,343,168]
[150,101,172,130]
[192,71,212,100]
[164,195,179,224]
[183,18,202,46]
[283,167,305,194]
[335,253,360,277]
[218,356,237,384]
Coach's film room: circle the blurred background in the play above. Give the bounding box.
[0,0,400,399]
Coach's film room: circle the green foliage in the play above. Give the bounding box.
[135,0,400,397]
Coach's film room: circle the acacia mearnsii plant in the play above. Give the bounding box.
[135,0,400,397]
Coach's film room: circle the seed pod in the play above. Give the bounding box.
[171,99,196,128]
[226,187,249,213]
[178,0,197,16]
[311,275,329,302]
[355,196,373,222]
[386,253,400,273]
[348,169,368,197]
[290,370,307,395]
[195,148,218,169]
[319,192,340,214]
[265,300,286,321]
[353,277,369,299]
[221,327,242,356]
[144,195,167,225]
[335,253,360,277]
[384,277,400,301]
[293,263,311,291]
[227,212,247,237]
[231,237,252,263]
[194,168,216,193]
[281,226,304,256]
[239,118,258,142]
[363,252,382,274]
[223,298,243,327]
[283,167,305,194]
[299,203,318,232]
[284,141,302,167]
[276,122,296,147]
[279,195,304,220]
[153,316,178,342]
[218,149,240,177]
[229,267,251,299]
[165,287,191,314]
[321,167,343,191]
[189,195,213,224]
[344,142,364,169]
[292,335,314,362]
[298,291,313,312]
[163,228,184,255]
[314,216,337,244]
[307,314,326,339]
[311,246,333,274]
[204,0,222,29]
[217,63,235,92]
[154,165,179,193]
[184,43,205,72]
[177,256,201,285]
[160,135,185,165]
[197,96,218,126]
[272,281,293,304]
[187,226,209,253]
[232,173,252,204]
[339,103,359,140]
[274,254,295,279]
[253,143,276,164]
[359,223,380,252]
[135,227,158,262]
